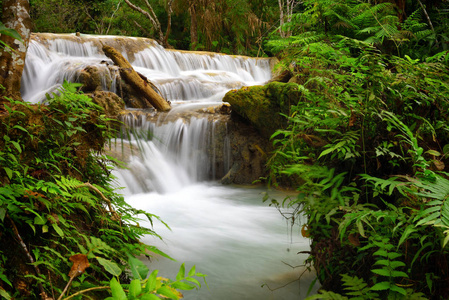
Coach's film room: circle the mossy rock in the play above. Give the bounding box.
[88,91,125,118]
[223,82,304,138]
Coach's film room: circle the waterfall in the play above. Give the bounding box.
[23,33,272,193]
[113,110,230,194]
[23,33,271,104]
[21,33,314,299]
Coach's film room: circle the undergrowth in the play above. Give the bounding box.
[0,82,205,299]
[265,34,449,300]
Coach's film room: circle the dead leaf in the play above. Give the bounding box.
[349,108,356,127]
[69,254,90,278]
[348,233,360,247]
[433,160,445,171]
[301,224,310,238]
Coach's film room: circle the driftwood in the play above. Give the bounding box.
[102,44,171,111]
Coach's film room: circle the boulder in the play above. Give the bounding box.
[221,117,271,184]
[223,82,303,139]
[79,66,103,92]
[88,91,125,118]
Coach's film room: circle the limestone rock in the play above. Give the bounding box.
[88,91,125,118]
[223,82,303,139]
[220,115,271,185]
[79,66,103,92]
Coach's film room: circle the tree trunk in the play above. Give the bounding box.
[163,0,174,48]
[189,2,198,50]
[102,45,171,112]
[0,0,32,102]
[124,0,165,45]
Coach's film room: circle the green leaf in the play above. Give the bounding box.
[372,268,390,277]
[0,24,23,41]
[185,277,201,288]
[398,225,418,247]
[128,255,149,280]
[171,281,195,290]
[141,294,160,300]
[157,286,179,300]
[374,259,390,266]
[386,252,402,260]
[34,215,47,225]
[146,270,158,292]
[0,208,6,222]
[176,263,185,281]
[12,125,28,133]
[110,277,127,300]
[389,284,407,295]
[0,287,11,300]
[96,257,122,277]
[390,270,408,278]
[389,261,406,269]
[370,281,391,291]
[0,273,12,287]
[4,168,13,180]
[373,249,388,257]
[129,279,142,298]
[10,141,22,153]
[188,265,196,277]
[52,223,64,237]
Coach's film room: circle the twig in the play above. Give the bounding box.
[57,276,75,300]
[417,0,439,48]
[261,266,309,292]
[76,183,120,220]
[63,286,111,300]
[7,214,51,300]
[106,0,123,35]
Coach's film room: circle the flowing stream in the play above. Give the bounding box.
[22,33,316,299]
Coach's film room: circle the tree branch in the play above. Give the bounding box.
[63,286,111,300]
[7,214,51,300]
[76,182,121,221]
[124,0,164,44]
[106,0,123,35]
[417,0,439,48]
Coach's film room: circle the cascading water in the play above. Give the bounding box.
[22,33,315,299]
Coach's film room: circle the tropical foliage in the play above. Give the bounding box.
[265,0,449,298]
[0,82,205,299]
[27,0,279,55]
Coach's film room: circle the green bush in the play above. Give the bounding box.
[266,36,449,298]
[0,82,205,299]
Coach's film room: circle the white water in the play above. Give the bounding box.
[22,33,271,105]
[23,34,315,299]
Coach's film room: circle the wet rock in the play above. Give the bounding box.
[223,81,304,139]
[269,69,293,83]
[119,81,154,109]
[79,66,103,92]
[223,115,271,184]
[88,91,125,118]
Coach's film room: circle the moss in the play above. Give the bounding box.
[223,82,304,138]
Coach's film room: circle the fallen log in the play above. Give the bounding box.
[102,44,171,111]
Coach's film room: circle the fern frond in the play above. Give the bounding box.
[411,175,449,246]
[341,274,379,298]
[72,192,96,206]
[56,176,84,191]
[360,174,407,196]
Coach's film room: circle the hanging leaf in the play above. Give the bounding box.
[128,254,149,280]
[0,22,23,42]
[96,257,122,277]
[110,277,127,300]
[68,254,90,278]
[128,279,142,298]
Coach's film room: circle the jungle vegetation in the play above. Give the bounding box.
[264,0,449,299]
[1,0,449,299]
